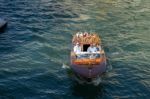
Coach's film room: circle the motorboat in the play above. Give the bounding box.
[70,32,107,79]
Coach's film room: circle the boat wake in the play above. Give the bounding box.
[62,63,70,69]
[73,73,103,86]
[106,58,113,72]
[92,77,102,86]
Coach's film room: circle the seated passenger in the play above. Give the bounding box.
[87,43,97,53]
[87,44,100,58]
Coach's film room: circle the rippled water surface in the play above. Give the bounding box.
[0,0,150,98]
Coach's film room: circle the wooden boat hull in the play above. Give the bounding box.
[70,60,106,78]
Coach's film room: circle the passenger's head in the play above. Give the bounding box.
[90,43,96,47]
[76,42,80,46]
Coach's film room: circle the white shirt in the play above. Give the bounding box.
[73,45,81,54]
[87,46,97,53]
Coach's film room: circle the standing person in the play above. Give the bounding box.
[73,42,82,54]
[73,42,82,58]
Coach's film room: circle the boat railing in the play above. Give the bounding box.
[75,51,104,55]
[71,50,105,60]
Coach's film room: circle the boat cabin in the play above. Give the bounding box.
[71,33,105,62]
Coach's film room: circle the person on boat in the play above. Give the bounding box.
[87,43,97,53]
[73,42,82,54]
[87,43,100,58]
[96,44,101,51]
[73,42,82,58]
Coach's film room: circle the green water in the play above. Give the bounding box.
[0,0,150,98]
